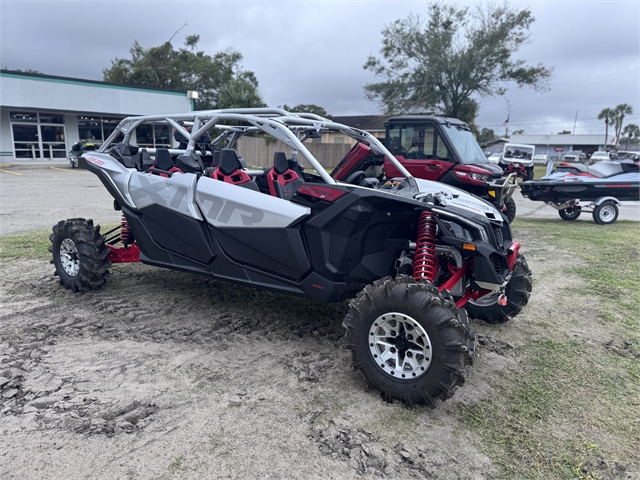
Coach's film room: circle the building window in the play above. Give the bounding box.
[333,136,345,144]
[10,111,67,159]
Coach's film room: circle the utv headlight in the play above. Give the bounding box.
[433,208,490,243]
[469,172,489,181]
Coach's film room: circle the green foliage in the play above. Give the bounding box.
[612,104,634,145]
[476,127,497,145]
[102,36,265,110]
[3,68,42,74]
[557,130,571,134]
[280,104,329,117]
[363,3,552,123]
[622,123,639,149]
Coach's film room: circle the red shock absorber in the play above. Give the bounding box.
[120,213,133,245]
[413,210,438,283]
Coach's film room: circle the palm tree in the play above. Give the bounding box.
[622,124,640,150]
[613,104,634,147]
[598,108,615,148]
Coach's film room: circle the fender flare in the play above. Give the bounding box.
[591,196,620,207]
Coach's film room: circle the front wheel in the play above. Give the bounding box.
[593,201,619,225]
[465,254,532,324]
[524,166,534,181]
[49,218,111,292]
[502,197,517,224]
[559,206,581,221]
[343,276,475,407]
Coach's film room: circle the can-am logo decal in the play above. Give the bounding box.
[200,196,265,226]
[85,156,104,166]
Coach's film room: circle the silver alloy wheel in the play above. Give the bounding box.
[59,238,80,276]
[598,204,616,223]
[368,312,432,379]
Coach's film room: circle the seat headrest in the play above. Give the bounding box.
[219,149,243,176]
[273,151,289,175]
[211,150,221,168]
[155,148,173,170]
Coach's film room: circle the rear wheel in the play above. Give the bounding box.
[49,218,111,292]
[593,201,619,225]
[559,206,581,221]
[343,276,474,407]
[465,254,532,324]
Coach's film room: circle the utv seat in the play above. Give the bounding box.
[110,142,153,171]
[210,148,259,191]
[151,148,183,177]
[266,152,304,199]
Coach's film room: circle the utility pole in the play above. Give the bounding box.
[572,111,578,134]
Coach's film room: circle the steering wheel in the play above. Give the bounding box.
[344,170,366,185]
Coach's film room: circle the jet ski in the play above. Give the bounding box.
[520,159,640,224]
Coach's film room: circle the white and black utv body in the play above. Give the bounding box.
[51,109,532,407]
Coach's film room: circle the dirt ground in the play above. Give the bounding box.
[0,164,636,479]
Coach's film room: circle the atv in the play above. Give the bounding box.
[50,108,532,407]
[68,140,96,169]
[331,116,519,223]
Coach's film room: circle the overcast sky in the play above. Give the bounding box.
[2,0,638,136]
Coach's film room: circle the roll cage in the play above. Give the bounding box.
[98,108,415,186]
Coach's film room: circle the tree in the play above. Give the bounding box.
[363,3,552,124]
[3,68,42,74]
[622,123,640,150]
[612,103,633,146]
[598,107,615,147]
[476,127,497,146]
[557,130,571,134]
[103,35,265,110]
[280,104,329,117]
[512,129,526,135]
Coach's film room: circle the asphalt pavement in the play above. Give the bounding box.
[0,160,638,236]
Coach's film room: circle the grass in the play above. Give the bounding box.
[0,224,119,260]
[0,230,52,259]
[457,218,640,479]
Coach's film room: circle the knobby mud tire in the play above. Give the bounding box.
[465,253,532,324]
[343,276,475,407]
[49,218,111,292]
[503,196,517,224]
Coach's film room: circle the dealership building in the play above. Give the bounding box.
[0,70,192,160]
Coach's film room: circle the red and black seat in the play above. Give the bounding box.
[267,152,304,199]
[152,148,183,177]
[210,148,258,191]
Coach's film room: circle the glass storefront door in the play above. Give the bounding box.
[10,111,66,159]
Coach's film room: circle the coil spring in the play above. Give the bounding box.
[120,214,133,245]
[413,210,438,283]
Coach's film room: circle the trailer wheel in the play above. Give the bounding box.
[343,276,475,407]
[593,201,619,225]
[559,206,581,221]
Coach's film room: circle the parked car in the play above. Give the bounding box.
[487,152,503,164]
[532,154,550,165]
[561,150,586,163]
[589,151,611,163]
[616,151,640,161]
